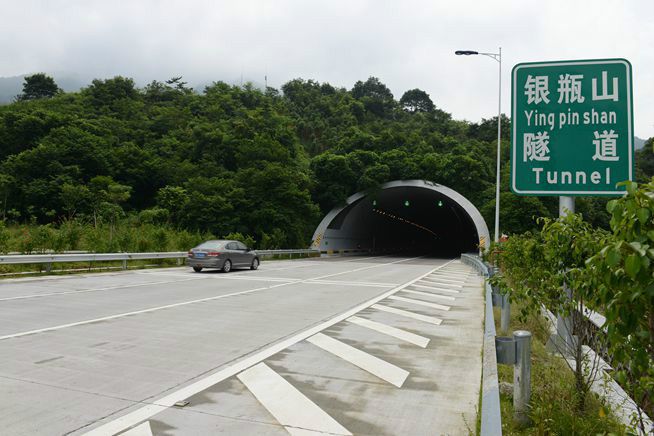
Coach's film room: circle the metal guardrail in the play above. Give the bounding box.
[0,249,321,271]
[461,253,503,436]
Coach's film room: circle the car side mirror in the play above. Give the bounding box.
[246,247,251,252]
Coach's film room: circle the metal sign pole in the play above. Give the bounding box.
[557,196,575,354]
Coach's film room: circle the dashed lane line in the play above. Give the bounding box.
[399,289,456,301]
[1,256,424,342]
[347,315,429,348]
[388,295,451,311]
[134,273,297,282]
[263,254,392,271]
[0,277,206,303]
[306,333,409,388]
[237,362,351,436]
[134,275,397,288]
[308,279,397,288]
[80,259,454,436]
[370,304,443,325]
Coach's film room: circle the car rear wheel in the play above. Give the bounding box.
[250,258,259,270]
[222,259,232,273]
[193,266,203,272]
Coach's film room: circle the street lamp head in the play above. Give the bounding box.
[455,50,479,55]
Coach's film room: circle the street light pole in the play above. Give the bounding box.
[455,47,502,243]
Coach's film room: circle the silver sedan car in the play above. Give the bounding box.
[186,240,260,273]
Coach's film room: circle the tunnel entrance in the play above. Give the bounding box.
[311,180,490,256]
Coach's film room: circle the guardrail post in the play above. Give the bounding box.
[176,258,182,266]
[500,294,511,334]
[495,330,532,425]
[45,262,52,273]
[513,330,532,425]
[122,259,128,270]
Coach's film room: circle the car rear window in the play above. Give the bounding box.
[196,241,225,250]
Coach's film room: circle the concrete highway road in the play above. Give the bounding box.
[0,255,484,435]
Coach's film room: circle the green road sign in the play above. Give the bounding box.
[511,58,633,196]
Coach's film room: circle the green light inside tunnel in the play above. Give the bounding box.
[372,200,377,206]
[404,200,410,207]
[438,200,443,207]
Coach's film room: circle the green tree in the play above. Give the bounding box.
[351,77,396,118]
[60,183,93,219]
[587,180,654,430]
[156,185,190,224]
[17,73,61,101]
[399,88,435,113]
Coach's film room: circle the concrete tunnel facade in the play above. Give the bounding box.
[311,180,490,256]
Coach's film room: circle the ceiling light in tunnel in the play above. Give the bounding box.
[437,200,444,207]
[404,200,410,207]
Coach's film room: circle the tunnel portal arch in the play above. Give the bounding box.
[311,180,490,255]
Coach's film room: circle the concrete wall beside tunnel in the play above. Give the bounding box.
[311,180,490,256]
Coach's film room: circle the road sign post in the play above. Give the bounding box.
[511,58,634,358]
[511,59,633,196]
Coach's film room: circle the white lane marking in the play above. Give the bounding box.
[440,268,471,274]
[306,333,409,388]
[347,315,429,348]
[418,279,463,288]
[307,256,423,281]
[237,363,351,436]
[410,284,460,294]
[0,277,206,303]
[262,263,324,272]
[136,271,296,282]
[370,304,443,325]
[81,259,455,436]
[400,289,456,301]
[423,276,464,285]
[429,272,472,279]
[262,255,389,272]
[3,256,424,341]
[388,295,451,311]
[308,280,396,288]
[214,275,296,283]
[121,421,153,436]
[0,286,280,341]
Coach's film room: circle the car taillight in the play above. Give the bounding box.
[208,252,221,257]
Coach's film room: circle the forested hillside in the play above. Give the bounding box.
[0,74,652,249]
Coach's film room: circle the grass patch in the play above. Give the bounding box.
[493,305,626,435]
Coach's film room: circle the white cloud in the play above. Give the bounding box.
[1,0,652,137]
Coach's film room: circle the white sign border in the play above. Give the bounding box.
[511,59,633,196]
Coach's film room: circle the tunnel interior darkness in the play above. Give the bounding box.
[322,186,480,256]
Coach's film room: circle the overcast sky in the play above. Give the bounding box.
[2,0,652,138]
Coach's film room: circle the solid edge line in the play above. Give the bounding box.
[81,259,456,435]
[121,420,153,436]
